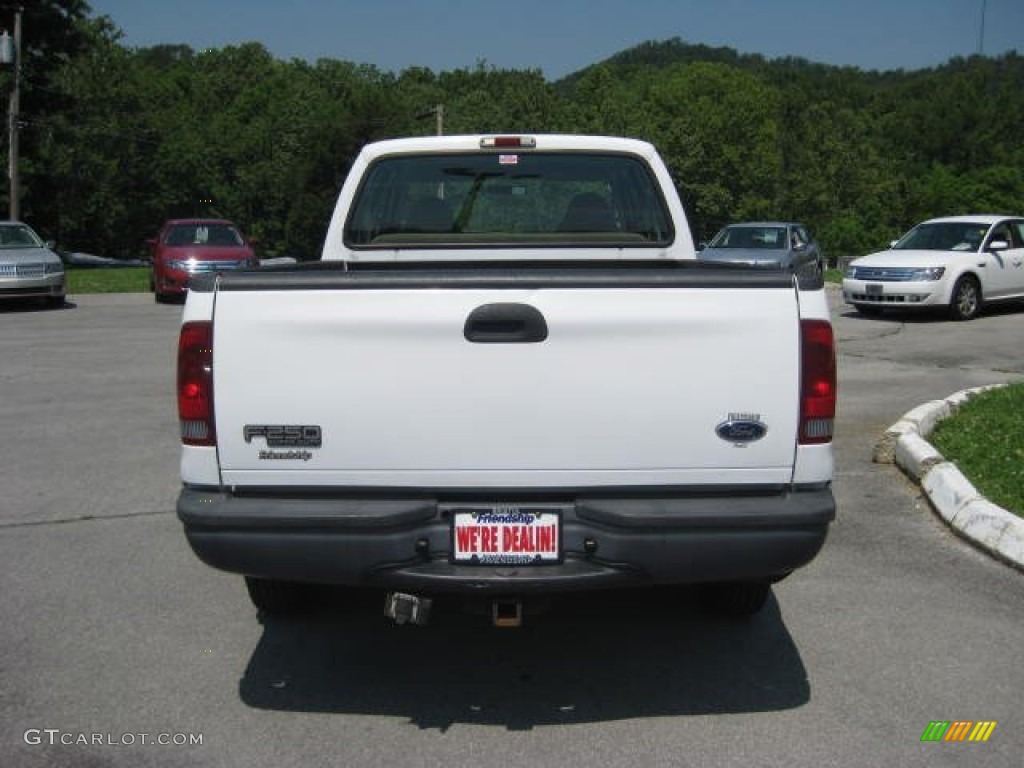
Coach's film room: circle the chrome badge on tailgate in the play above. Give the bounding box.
[715,413,768,445]
[243,424,323,447]
[244,424,323,462]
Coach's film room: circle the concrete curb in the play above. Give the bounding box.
[874,385,1024,572]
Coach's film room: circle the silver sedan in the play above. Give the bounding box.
[698,221,824,276]
[0,221,65,308]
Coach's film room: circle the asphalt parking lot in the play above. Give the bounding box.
[1,289,1022,768]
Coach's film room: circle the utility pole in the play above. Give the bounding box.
[1,6,21,220]
[416,104,444,136]
[978,0,987,56]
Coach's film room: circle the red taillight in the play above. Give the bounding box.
[799,319,836,444]
[177,321,215,446]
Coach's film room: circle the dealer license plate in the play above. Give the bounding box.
[448,505,563,565]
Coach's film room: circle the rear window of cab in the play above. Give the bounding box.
[344,152,674,248]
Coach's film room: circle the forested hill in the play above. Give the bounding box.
[559,37,1024,252]
[6,3,1023,261]
[561,37,761,80]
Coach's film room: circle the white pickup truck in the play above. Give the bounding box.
[176,134,837,625]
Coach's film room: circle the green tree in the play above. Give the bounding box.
[646,63,782,239]
[39,16,154,252]
[0,0,94,226]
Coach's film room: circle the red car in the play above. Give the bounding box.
[148,219,257,302]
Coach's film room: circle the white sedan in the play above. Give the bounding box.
[843,215,1024,321]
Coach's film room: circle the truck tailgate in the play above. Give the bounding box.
[211,271,801,488]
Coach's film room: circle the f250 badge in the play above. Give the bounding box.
[715,413,767,445]
[244,424,323,448]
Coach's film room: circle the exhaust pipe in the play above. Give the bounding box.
[491,599,523,628]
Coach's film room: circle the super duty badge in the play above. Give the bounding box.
[243,424,323,448]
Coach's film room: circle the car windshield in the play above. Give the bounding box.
[709,226,787,249]
[0,223,44,249]
[166,224,243,247]
[893,221,989,252]
[344,152,673,247]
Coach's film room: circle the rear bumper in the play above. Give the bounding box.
[178,486,835,593]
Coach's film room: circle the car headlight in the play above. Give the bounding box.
[844,266,858,279]
[44,261,64,274]
[908,267,945,281]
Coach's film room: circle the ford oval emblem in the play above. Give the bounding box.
[716,419,768,444]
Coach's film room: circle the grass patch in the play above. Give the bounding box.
[929,382,1024,517]
[67,267,150,294]
[825,267,843,284]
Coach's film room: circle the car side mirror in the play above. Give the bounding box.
[987,239,1009,252]
[45,240,57,250]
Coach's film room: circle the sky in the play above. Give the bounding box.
[87,0,1023,80]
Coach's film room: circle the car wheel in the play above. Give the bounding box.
[698,581,771,617]
[244,576,315,615]
[948,275,981,321]
[45,296,65,309]
[854,304,883,317]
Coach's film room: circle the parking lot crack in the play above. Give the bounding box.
[0,509,173,530]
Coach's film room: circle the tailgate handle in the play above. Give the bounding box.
[464,303,548,343]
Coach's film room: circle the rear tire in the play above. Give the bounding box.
[698,581,771,617]
[948,276,981,321]
[244,576,314,615]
